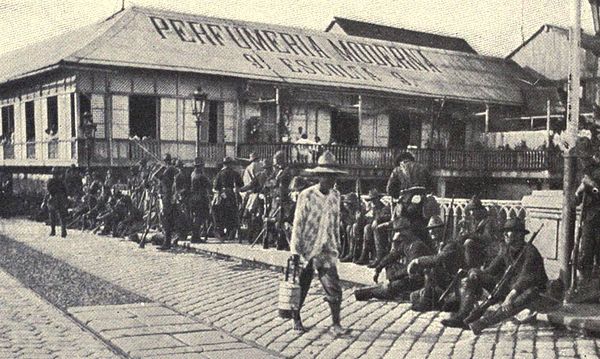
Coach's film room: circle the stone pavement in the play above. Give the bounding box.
[0,267,119,358]
[68,302,278,359]
[2,218,600,358]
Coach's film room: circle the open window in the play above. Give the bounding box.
[46,96,58,136]
[25,101,35,142]
[1,105,14,142]
[129,95,157,139]
[331,109,359,145]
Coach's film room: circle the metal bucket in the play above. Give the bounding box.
[278,255,302,319]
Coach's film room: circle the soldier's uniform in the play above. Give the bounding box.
[266,151,293,250]
[355,228,433,301]
[46,167,68,237]
[456,197,496,268]
[153,154,179,249]
[213,157,243,240]
[442,218,550,333]
[575,161,600,283]
[190,157,211,243]
[355,190,391,267]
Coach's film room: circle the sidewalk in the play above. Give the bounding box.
[189,241,375,286]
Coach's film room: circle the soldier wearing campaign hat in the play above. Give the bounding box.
[190,157,211,243]
[213,156,243,241]
[46,167,68,237]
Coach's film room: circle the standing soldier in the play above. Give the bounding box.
[271,150,293,250]
[190,157,211,243]
[213,157,243,241]
[152,153,178,250]
[290,151,349,335]
[571,156,600,301]
[46,167,68,237]
[242,152,262,186]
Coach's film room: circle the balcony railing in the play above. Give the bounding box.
[238,143,562,173]
[3,142,14,159]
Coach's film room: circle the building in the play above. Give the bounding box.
[0,6,545,198]
[325,17,477,54]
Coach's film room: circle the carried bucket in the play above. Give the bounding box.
[278,255,302,319]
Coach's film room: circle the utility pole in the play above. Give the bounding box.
[560,0,582,291]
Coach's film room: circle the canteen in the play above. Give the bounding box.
[278,255,302,319]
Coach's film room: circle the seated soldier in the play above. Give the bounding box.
[355,190,391,266]
[407,215,466,312]
[442,218,552,333]
[456,196,495,269]
[354,226,433,301]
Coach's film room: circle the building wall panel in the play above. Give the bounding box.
[316,108,331,144]
[223,101,236,143]
[91,94,105,139]
[112,95,129,139]
[160,97,177,141]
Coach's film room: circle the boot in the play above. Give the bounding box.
[441,283,478,329]
[340,240,355,262]
[61,227,67,238]
[49,227,56,236]
[354,287,374,301]
[469,305,524,335]
[368,230,387,268]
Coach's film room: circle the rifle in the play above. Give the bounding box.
[441,196,455,249]
[464,223,544,324]
[439,268,467,303]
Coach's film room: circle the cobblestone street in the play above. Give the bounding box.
[1,218,600,358]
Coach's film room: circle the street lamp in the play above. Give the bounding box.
[81,111,97,170]
[192,87,208,158]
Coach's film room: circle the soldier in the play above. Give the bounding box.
[354,225,433,301]
[269,150,293,250]
[46,167,68,237]
[340,192,365,262]
[213,156,243,241]
[355,189,391,267]
[387,152,431,197]
[456,196,496,268]
[567,156,600,301]
[442,218,549,332]
[152,153,179,250]
[406,215,466,311]
[290,151,349,335]
[64,164,83,199]
[190,157,211,243]
[242,152,262,186]
[240,158,273,243]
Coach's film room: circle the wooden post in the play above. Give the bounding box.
[484,104,490,133]
[546,99,551,131]
[275,87,280,142]
[561,0,582,293]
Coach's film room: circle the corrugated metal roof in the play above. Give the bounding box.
[0,6,524,106]
[325,17,477,54]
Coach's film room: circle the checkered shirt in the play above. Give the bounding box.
[290,184,341,268]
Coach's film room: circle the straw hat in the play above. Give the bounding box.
[223,156,235,165]
[426,215,445,230]
[194,157,204,167]
[305,151,347,174]
[502,218,530,234]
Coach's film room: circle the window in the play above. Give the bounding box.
[208,101,219,144]
[46,96,58,135]
[1,105,14,141]
[79,93,91,127]
[129,95,157,139]
[25,101,35,141]
[70,93,76,137]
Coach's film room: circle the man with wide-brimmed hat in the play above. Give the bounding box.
[441,217,550,332]
[290,151,349,335]
[456,196,496,268]
[242,152,262,187]
[46,167,68,237]
[190,157,211,243]
[213,156,243,241]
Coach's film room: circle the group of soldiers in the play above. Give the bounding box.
[41,148,564,335]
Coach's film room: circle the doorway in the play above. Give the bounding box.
[448,120,466,149]
[330,109,359,145]
[389,111,411,149]
[129,95,157,139]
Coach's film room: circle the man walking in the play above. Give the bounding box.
[290,151,349,335]
[190,157,211,243]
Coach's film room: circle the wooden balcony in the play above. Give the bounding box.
[0,139,564,179]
